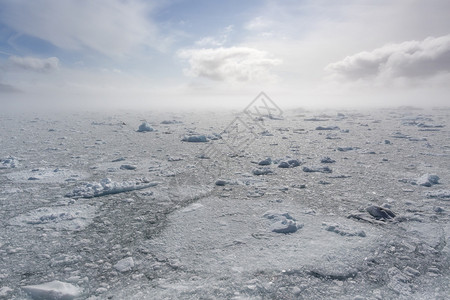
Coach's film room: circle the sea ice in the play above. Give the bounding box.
[22,280,82,300]
[137,122,154,132]
[65,178,157,199]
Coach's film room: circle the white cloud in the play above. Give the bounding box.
[178,47,282,82]
[195,25,234,47]
[0,0,157,56]
[8,56,59,72]
[326,35,450,81]
[244,17,273,31]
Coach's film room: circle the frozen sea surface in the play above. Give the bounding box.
[0,107,449,299]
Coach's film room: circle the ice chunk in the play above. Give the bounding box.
[114,257,134,272]
[215,179,228,186]
[161,120,182,124]
[415,174,439,187]
[337,147,354,152]
[278,159,301,168]
[22,280,82,300]
[426,189,450,200]
[322,222,366,237]
[120,164,137,170]
[137,122,154,132]
[252,167,273,176]
[9,202,98,231]
[263,211,303,234]
[366,205,395,220]
[315,126,340,130]
[0,156,19,169]
[182,135,208,143]
[0,287,13,298]
[66,178,157,199]
[258,157,272,166]
[320,157,336,163]
[302,166,332,173]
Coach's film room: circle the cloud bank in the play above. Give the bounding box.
[178,47,282,82]
[326,35,450,81]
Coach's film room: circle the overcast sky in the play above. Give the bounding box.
[1,0,449,110]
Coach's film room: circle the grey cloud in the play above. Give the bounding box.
[326,35,450,80]
[8,56,59,72]
[178,47,282,82]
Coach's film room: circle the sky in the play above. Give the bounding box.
[0,0,449,111]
